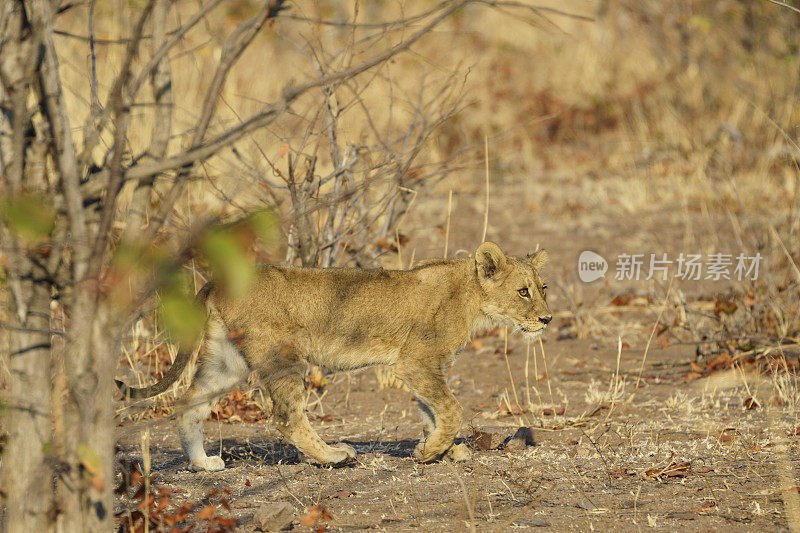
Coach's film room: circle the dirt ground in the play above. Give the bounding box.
[115,176,800,532]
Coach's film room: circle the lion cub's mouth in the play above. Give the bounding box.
[518,324,546,339]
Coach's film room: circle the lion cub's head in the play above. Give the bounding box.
[475,242,552,340]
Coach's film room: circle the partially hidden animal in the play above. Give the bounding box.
[117,241,551,471]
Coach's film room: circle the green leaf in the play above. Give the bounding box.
[76,444,102,476]
[41,441,56,456]
[113,241,153,271]
[688,15,712,31]
[247,209,279,246]
[0,192,55,243]
[201,229,255,298]
[159,289,206,347]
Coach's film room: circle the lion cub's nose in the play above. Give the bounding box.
[539,315,552,325]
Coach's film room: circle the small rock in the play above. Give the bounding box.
[574,446,591,459]
[504,426,536,451]
[253,502,294,532]
[472,430,505,451]
[504,438,526,452]
[511,426,536,446]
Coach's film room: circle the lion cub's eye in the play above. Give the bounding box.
[518,288,530,298]
[542,284,548,296]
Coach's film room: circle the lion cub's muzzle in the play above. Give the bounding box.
[518,317,551,339]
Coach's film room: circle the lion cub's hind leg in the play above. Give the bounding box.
[177,318,248,472]
[264,367,356,465]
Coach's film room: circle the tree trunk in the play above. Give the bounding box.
[60,297,117,532]
[0,3,55,530]
[2,281,54,532]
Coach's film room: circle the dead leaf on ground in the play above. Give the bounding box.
[743,397,760,410]
[496,402,526,417]
[611,293,633,306]
[714,300,737,316]
[646,460,691,479]
[253,502,294,531]
[305,367,327,390]
[609,467,636,479]
[327,489,356,499]
[210,389,266,423]
[706,353,733,370]
[374,237,399,253]
[301,504,332,527]
[196,504,216,520]
[743,290,755,308]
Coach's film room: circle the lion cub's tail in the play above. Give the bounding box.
[116,283,214,400]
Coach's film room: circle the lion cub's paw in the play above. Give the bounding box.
[333,443,357,460]
[318,443,356,465]
[188,455,226,472]
[413,441,469,463]
[413,441,445,463]
[445,443,470,462]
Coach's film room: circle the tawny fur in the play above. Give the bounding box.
[119,242,551,470]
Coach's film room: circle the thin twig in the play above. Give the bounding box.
[763,0,800,15]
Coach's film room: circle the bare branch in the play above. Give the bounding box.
[0,319,68,337]
[78,0,224,171]
[79,0,469,203]
[87,0,155,274]
[762,0,800,15]
[123,0,173,236]
[126,0,227,110]
[476,1,594,21]
[87,1,100,116]
[195,2,286,144]
[28,0,91,281]
[142,0,287,237]
[280,3,451,29]
[281,1,466,102]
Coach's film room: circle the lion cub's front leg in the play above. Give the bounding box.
[396,363,464,462]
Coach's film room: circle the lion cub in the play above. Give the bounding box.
[118,242,551,470]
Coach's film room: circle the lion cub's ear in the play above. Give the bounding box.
[476,242,507,280]
[526,249,548,270]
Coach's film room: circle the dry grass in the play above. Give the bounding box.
[55,2,800,222]
[87,2,800,530]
